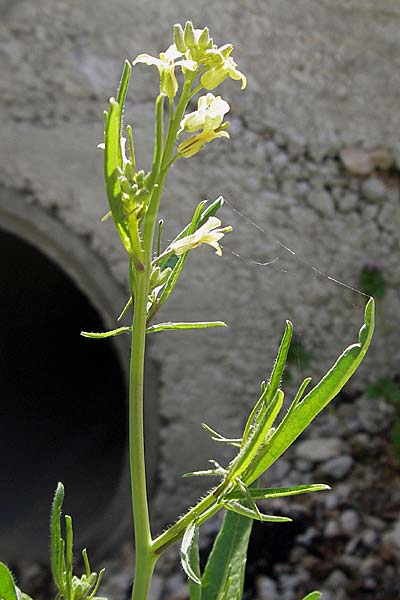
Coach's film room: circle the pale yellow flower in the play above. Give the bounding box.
[133,44,197,99]
[201,45,246,90]
[170,217,232,256]
[180,93,230,133]
[178,93,230,158]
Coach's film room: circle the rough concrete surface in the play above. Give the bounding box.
[0,0,399,541]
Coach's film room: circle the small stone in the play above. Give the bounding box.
[340,509,360,533]
[324,519,340,537]
[271,152,289,174]
[296,459,312,473]
[325,568,348,589]
[309,190,335,215]
[264,140,279,158]
[319,455,354,480]
[256,575,278,599]
[287,134,306,158]
[360,556,381,576]
[296,526,318,545]
[295,438,343,462]
[361,177,387,201]
[338,192,358,212]
[364,515,386,531]
[297,181,310,197]
[361,529,379,549]
[368,147,394,170]
[265,458,291,483]
[324,492,339,510]
[339,147,374,175]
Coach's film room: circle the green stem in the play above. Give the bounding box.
[129,74,197,600]
[130,264,156,600]
[152,479,229,555]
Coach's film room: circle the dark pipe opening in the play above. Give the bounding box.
[0,227,127,561]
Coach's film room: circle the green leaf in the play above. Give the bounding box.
[229,390,284,482]
[146,321,227,334]
[81,322,226,339]
[50,482,65,592]
[181,522,201,585]
[242,320,292,444]
[224,483,330,501]
[246,298,375,484]
[201,507,253,600]
[223,501,292,523]
[0,562,17,600]
[104,61,132,254]
[301,592,322,600]
[188,529,202,600]
[64,515,74,600]
[81,327,131,339]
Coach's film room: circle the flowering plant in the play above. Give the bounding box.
[0,22,374,600]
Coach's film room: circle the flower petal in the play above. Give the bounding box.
[133,53,163,67]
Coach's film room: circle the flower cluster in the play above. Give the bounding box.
[132,21,246,159]
[133,21,246,97]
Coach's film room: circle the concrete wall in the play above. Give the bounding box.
[1,0,399,532]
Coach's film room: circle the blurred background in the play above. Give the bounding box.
[0,1,399,599]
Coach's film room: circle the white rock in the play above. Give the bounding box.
[319,455,354,480]
[256,575,278,599]
[362,177,387,201]
[340,509,360,533]
[295,438,343,462]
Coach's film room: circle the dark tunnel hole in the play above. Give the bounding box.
[0,226,127,560]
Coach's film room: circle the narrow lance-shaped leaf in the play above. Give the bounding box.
[81,321,226,340]
[146,321,227,334]
[0,562,17,600]
[200,506,253,600]
[228,389,284,481]
[188,529,202,600]
[242,320,292,444]
[181,522,201,585]
[301,592,322,600]
[81,327,131,339]
[246,298,375,484]
[104,61,132,254]
[223,500,292,523]
[224,483,330,501]
[50,482,65,591]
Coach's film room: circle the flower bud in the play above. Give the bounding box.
[198,27,209,50]
[124,162,135,181]
[157,267,172,286]
[173,24,186,53]
[136,170,145,187]
[219,44,233,58]
[184,21,195,48]
[120,177,131,195]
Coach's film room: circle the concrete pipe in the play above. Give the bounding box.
[0,187,158,562]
